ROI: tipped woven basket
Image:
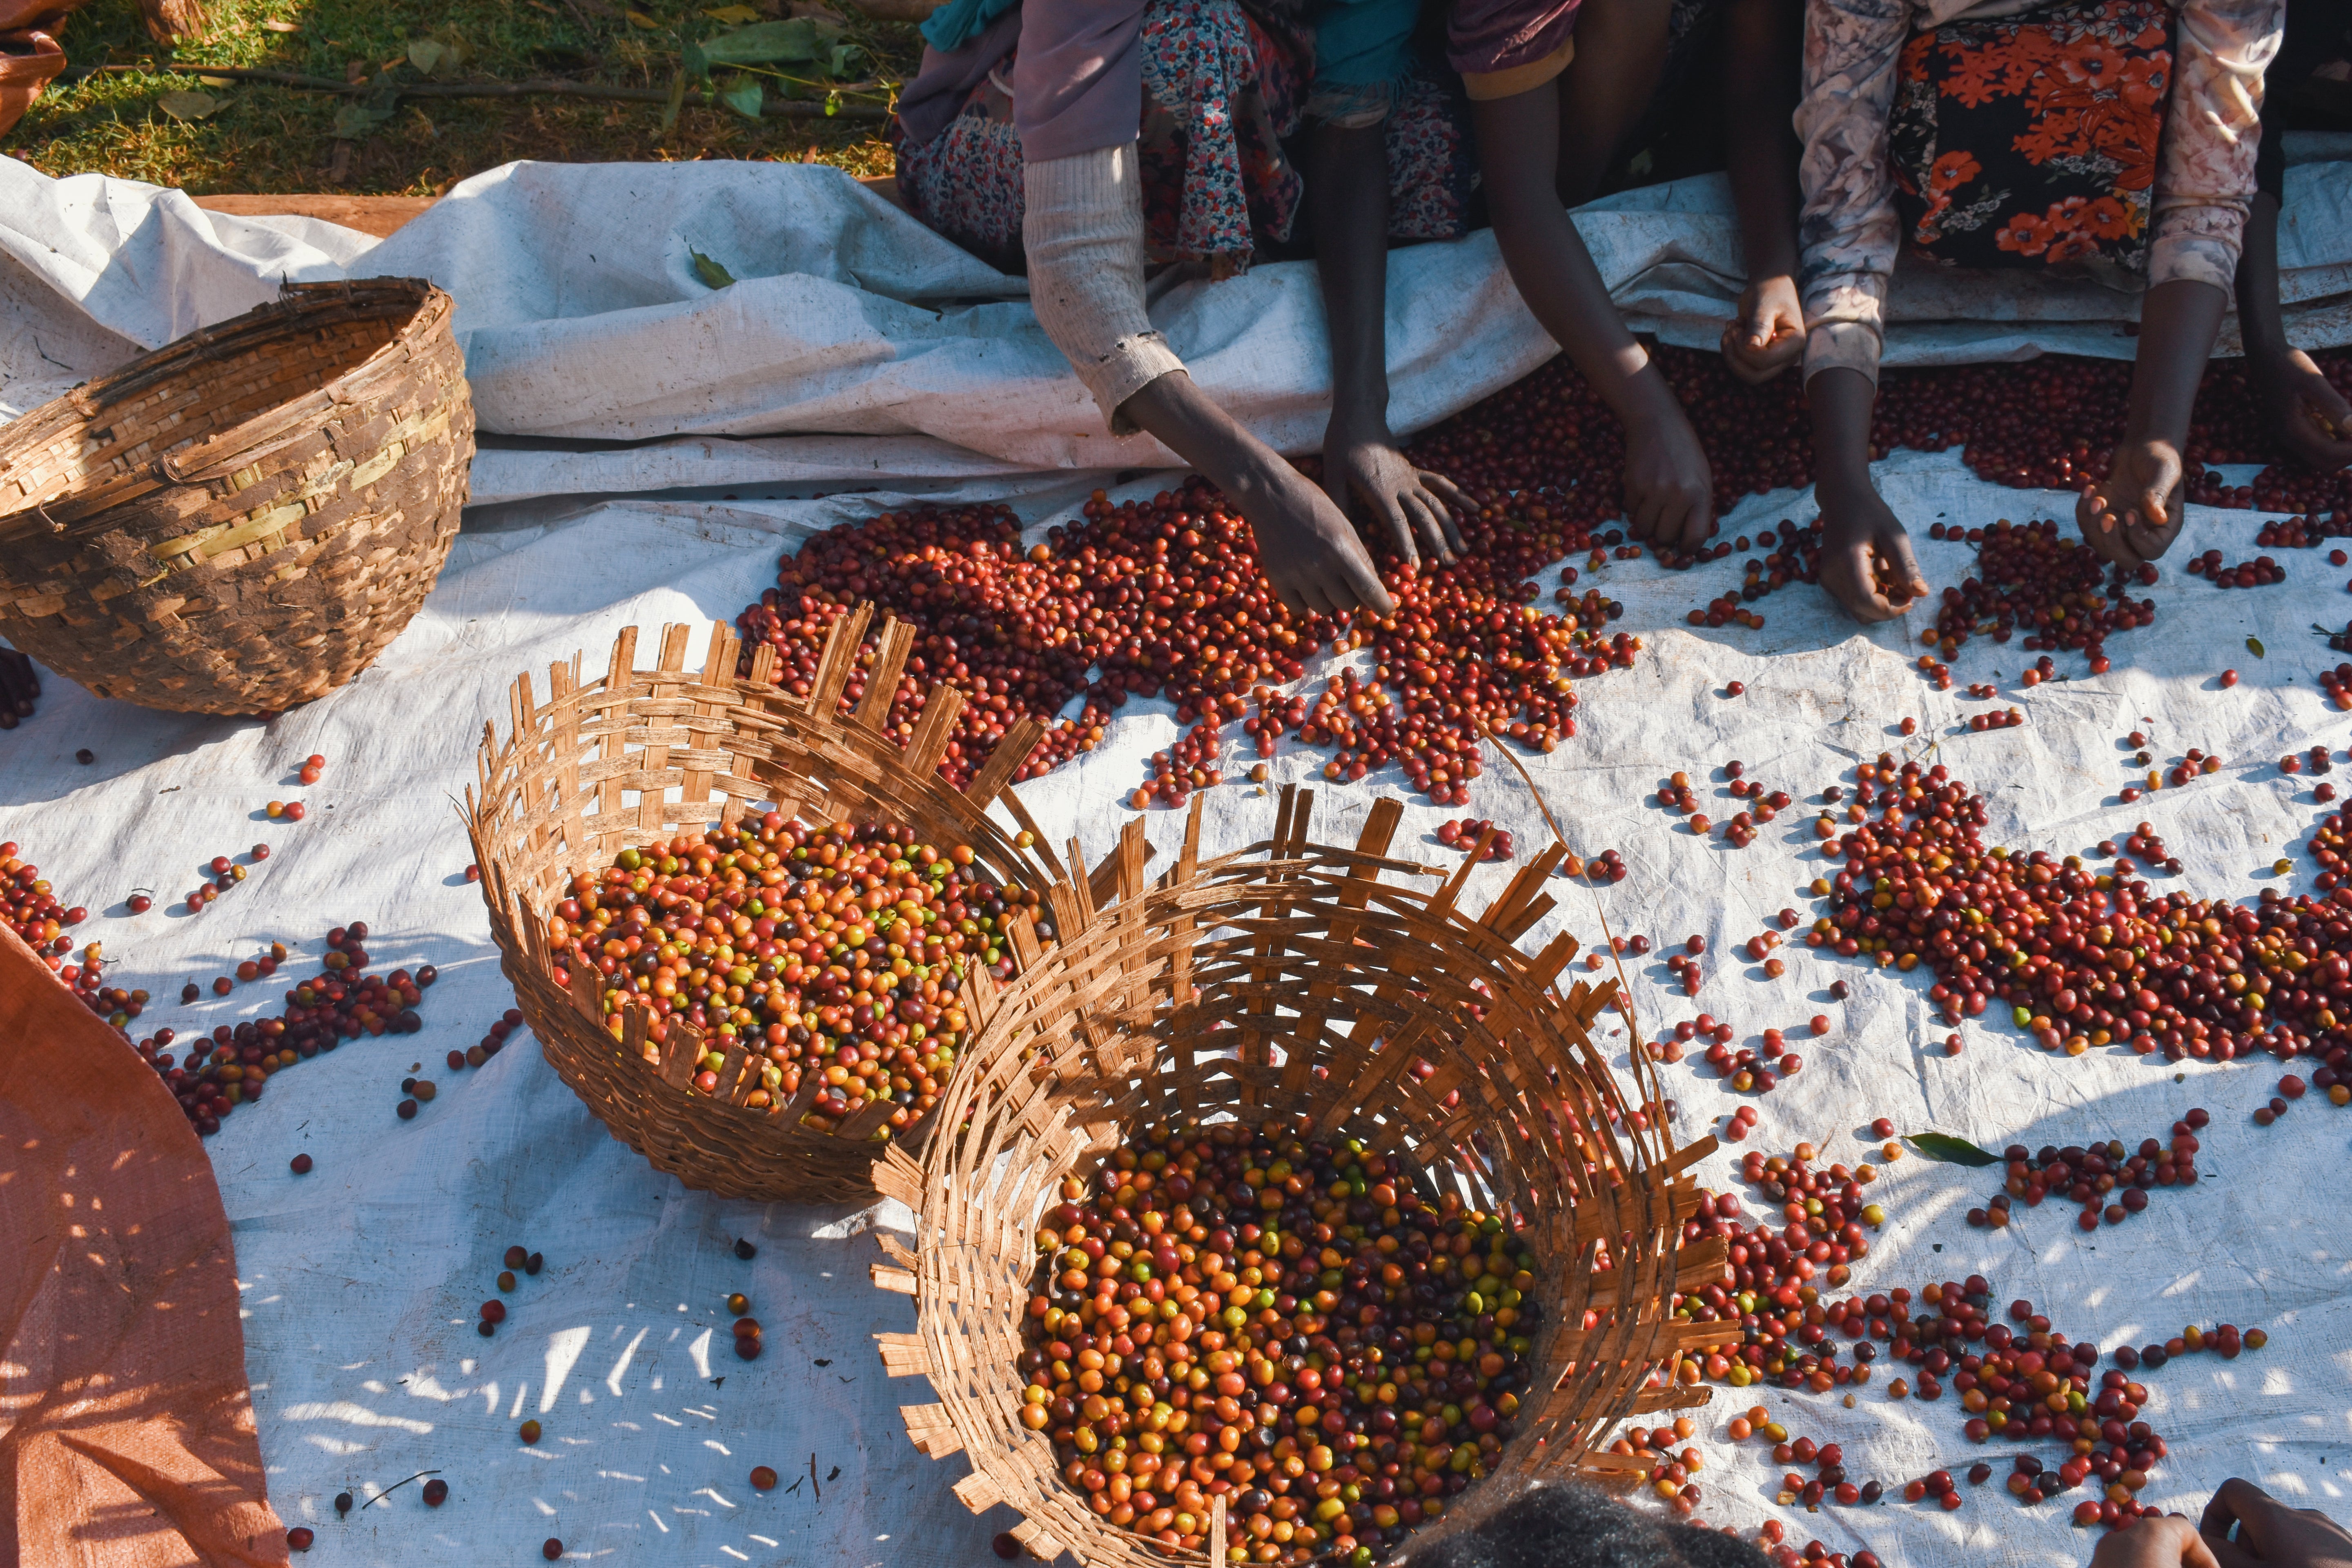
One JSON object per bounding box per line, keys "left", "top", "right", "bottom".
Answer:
{"left": 867, "top": 789, "right": 1737, "bottom": 1566}
{"left": 467, "top": 606, "right": 1112, "bottom": 1204}
{"left": 0, "top": 278, "right": 471, "bottom": 715}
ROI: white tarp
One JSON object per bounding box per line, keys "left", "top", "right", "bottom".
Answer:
{"left": 6, "top": 147, "right": 2352, "bottom": 497}
{"left": 3, "top": 155, "right": 2352, "bottom": 1567}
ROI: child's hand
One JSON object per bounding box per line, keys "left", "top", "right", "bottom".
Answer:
{"left": 1621, "top": 397, "right": 1716, "bottom": 553}
{"left": 2201, "top": 1478, "right": 2352, "bottom": 1568}
{"left": 1720, "top": 275, "right": 1805, "bottom": 385}
{"left": 1816, "top": 478, "right": 1927, "bottom": 623}
{"left": 2093, "top": 1515, "right": 2224, "bottom": 1568}
{"left": 2080, "top": 437, "right": 2186, "bottom": 569}
{"left": 1322, "top": 414, "right": 1469, "bottom": 571}
{"left": 2249, "top": 346, "right": 2352, "bottom": 473}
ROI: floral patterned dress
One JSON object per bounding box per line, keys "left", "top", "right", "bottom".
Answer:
{"left": 1794, "top": 0, "right": 2283, "bottom": 383}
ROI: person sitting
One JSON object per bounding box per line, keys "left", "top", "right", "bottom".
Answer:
{"left": 2234, "top": 0, "right": 2352, "bottom": 473}
{"left": 894, "top": 0, "right": 1480, "bottom": 617}
{"left": 1793, "top": 0, "right": 2283, "bottom": 620}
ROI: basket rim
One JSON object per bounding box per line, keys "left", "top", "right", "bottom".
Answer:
{"left": 0, "top": 277, "right": 456, "bottom": 542}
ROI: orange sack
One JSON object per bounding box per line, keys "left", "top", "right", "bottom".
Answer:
{"left": 0, "top": 918, "right": 286, "bottom": 1566}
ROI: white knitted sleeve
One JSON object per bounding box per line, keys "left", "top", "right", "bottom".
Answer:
{"left": 1023, "top": 142, "right": 1187, "bottom": 432}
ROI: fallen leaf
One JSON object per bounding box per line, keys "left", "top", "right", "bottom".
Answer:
{"left": 626, "top": 8, "right": 661, "bottom": 27}
{"left": 198, "top": 75, "right": 234, "bottom": 87}
{"left": 1902, "top": 1132, "right": 2000, "bottom": 1167}
{"left": 718, "top": 75, "right": 762, "bottom": 118}
{"left": 659, "top": 68, "right": 686, "bottom": 132}
{"left": 260, "top": 17, "right": 298, "bottom": 30}
{"left": 407, "top": 38, "right": 448, "bottom": 76}
{"left": 690, "top": 249, "right": 737, "bottom": 289}
{"left": 158, "top": 89, "right": 225, "bottom": 120}
{"left": 2247, "top": 636, "right": 2265, "bottom": 658}
{"left": 699, "top": 15, "right": 835, "bottom": 67}
{"left": 332, "top": 93, "right": 397, "bottom": 139}
{"left": 704, "top": 3, "right": 763, "bottom": 19}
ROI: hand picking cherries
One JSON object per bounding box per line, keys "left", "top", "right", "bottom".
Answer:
{"left": 548, "top": 814, "right": 1025, "bottom": 1134}
{"left": 1021, "top": 1118, "right": 1539, "bottom": 1566}
{"left": 1924, "top": 519, "right": 2153, "bottom": 671}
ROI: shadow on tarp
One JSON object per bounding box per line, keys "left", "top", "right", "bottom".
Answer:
{"left": 0, "top": 917, "right": 287, "bottom": 1565}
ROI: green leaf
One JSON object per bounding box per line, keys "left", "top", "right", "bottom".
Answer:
{"left": 332, "top": 91, "right": 398, "bottom": 139}
{"left": 2247, "top": 636, "right": 2265, "bottom": 658}
{"left": 659, "top": 69, "right": 686, "bottom": 134}
{"left": 718, "top": 76, "right": 763, "bottom": 118}
{"left": 157, "top": 89, "right": 225, "bottom": 121}
{"left": 690, "top": 248, "right": 737, "bottom": 289}
{"left": 682, "top": 39, "right": 708, "bottom": 80}
{"left": 826, "top": 41, "right": 862, "bottom": 79}
{"left": 1902, "top": 1132, "right": 2000, "bottom": 1167}
{"left": 700, "top": 16, "right": 835, "bottom": 68}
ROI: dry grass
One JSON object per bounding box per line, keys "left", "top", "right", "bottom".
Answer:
{"left": 5, "top": 0, "right": 916, "bottom": 195}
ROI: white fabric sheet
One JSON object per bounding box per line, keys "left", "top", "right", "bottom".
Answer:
{"left": 4, "top": 152, "right": 2352, "bottom": 1567}
{"left": 6, "top": 149, "right": 2352, "bottom": 499}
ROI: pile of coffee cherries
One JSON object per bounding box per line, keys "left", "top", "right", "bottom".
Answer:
{"left": 1681, "top": 521, "right": 1828, "bottom": 628}
{"left": 1811, "top": 753, "right": 2352, "bottom": 1072}
{"left": 1, "top": 840, "right": 120, "bottom": 1020}
{"left": 1133, "top": 719, "right": 1228, "bottom": 810}
{"left": 2185, "top": 551, "right": 2287, "bottom": 589}
{"left": 2304, "top": 807, "right": 2352, "bottom": 889}
{"left": 1020, "top": 1119, "right": 1539, "bottom": 1566}
{"left": 177, "top": 843, "right": 271, "bottom": 917}
{"left": 546, "top": 814, "right": 1020, "bottom": 1135}
{"left": 2253, "top": 513, "right": 2349, "bottom": 548}
{"left": 445, "top": 1008, "right": 526, "bottom": 1072}
{"left": 1965, "top": 1114, "right": 2204, "bottom": 1232}
{"left": 1433, "top": 820, "right": 1515, "bottom": 860}
{"left": 1668, "top": 1143, "right": 1891, "bottom": 1387}
{"left": 147, "top": 923, "right": 435, "bottom": 1137}
{"left": 1924, "top": 519, "right": 2154, "bottom": 670}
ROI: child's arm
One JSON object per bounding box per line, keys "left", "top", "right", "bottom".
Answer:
{"left": 2235, "top": 191, "right": 2352, "bottom": 472}
{"left": 1306, "top": 117, "right": 1470, "bottom": 569}
{"left": 1717, "top": 0, "right": 1805, "bottom": 384}
{"left": 1472, "top": 82, "right": 1715, "bottom": 548}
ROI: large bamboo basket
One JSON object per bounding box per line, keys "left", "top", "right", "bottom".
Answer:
{"left": 466, "top": 606, "right": 1120, "bottom": 1204}
{"left": 0, "top": 278, "right": 471, "bottom": 715}
{"left": 868, "top": 789, "right": 1737, "bottom": 1565}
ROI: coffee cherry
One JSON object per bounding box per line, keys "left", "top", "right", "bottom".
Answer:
{"left": 750, "top": 1465, "right": 778, "bottom": 1490}
{"left": 287, "top": 1527, "right": 314, "bottom": 1551}
{"left": 543, "top": 1541, "right": 563, "bottom": 1561}
{"left": 421, "top": 1479, "right": 448, "bottom": 1506}
{"left": 734, "top": 1237, "right": 758, "bottom": 1260}
{"left": 334, "top": 1492, "right": 352, "bottom": 1515}
{"left": 290, "top": 1153, "right": 313, "bottom": 1174}
{"left": 521, "top": 1419, "right": 543, "bottom": 1443}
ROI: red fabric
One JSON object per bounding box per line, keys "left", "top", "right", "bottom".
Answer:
{"left": 0, "top": 918, "right": 286, "bottom": 1567}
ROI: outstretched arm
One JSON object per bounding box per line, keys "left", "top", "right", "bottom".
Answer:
{"left": 1472, "top": 83, "right": 1715, "bottom": 549}
{"left": 1718, "top": 0, "right": 1805, "bottom": 383}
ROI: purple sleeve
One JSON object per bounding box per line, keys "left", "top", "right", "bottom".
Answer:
{"left": 1012, "top": 0, "right": 1149, "bottom": 165}
{"left": 897, "top": 6, "right": 1025, "bottom": 151}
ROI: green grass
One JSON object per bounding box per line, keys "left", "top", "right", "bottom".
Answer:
{"left": 6, "top": 0, "right": 920, "bottom": 195}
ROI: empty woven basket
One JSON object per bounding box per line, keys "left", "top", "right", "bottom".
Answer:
{"left": 869, "top": 789, "right": 1736, "bottom": 1565}
{"left": 0, "top": 278, "right": 470, "bottom": 715}
{"left": 468, "top": 606, "right": 1111, "bottom": 1204}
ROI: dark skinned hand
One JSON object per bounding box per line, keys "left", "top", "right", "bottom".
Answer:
{"left": 1816, "top": 476, "right": 1928, "bottom": 624}
{"left": 1322, "top": 410, "right": 1469, "bottom": 571}
{"left": 2093, "top": 1514, "right": 2225, "bottom": 1568}
{"left": 2079, "top": 436, "right": 2186, "bottom": 570}
{"left": 2201, "top": 1479, "right": 2352, "bottom": 1568}
{"left": 0, "top": 648, "right": 38, "bottom": 731}
{"left": 2248, "top": 346, "right": 2352, "bottom": 473}
{"left": 1719, "top": 274, "right": 1806, "bottom": 386}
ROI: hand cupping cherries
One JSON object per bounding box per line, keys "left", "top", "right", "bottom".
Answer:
{"left": 1021, "top": 1120, "right": 1539, "bottom": 1566}
{"left": 547, "top": 815, "right": 1032, "bottom": 1135}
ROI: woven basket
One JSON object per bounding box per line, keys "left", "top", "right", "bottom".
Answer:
{"left": 868, "top": 790, "right": 1737, "bottom": 1566}
{"left": 467, "top": 606, "right": 1112, "bottom": 1204}
{"left": 0, "top": 278, "right": 471, "bottom": 715}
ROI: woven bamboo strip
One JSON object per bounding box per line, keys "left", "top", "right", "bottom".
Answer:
{"left": 875, "top": 794, "right": 1718, "bottom": 1565}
